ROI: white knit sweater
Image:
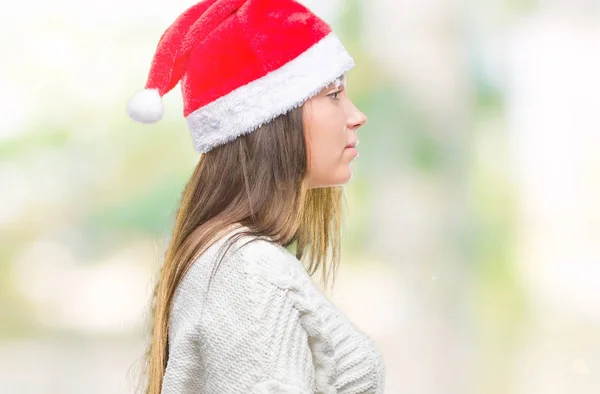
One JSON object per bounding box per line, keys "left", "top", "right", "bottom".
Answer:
{"left": 161, "top": 226, "right": 386, "bottom": 393}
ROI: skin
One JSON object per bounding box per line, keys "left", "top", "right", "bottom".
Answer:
{"left": 303, "top": 74, "right": 368, "bottom": 189}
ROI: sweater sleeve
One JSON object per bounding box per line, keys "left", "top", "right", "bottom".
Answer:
{"left": 245, "top": 268, "right": 317, "bottom": 393}
{"left": 161, "top": 239, "right": 336, "bottom": 394}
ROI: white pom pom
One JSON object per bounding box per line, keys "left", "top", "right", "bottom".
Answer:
{"left": 126, "top": 88, "right": 164, "bottom": 124}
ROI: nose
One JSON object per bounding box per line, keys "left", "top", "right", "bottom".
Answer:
{"left": 345, "top": 99, "right": 368, "bottom": 131}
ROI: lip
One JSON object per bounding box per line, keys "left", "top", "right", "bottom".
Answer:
{"left": 345, "top": 140, "right": 359, "bottom": 149}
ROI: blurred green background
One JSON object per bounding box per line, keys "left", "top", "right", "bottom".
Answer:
{"left": 1, "top": 0, "right": 600, "bottom": 393}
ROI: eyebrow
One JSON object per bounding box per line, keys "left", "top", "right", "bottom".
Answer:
{"left": 333, "top": 75, "right": 346, "bottom": 88}
{"left": 325, "top": 75, "right": 346, "bottom": 93}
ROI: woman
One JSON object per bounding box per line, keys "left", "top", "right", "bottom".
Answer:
{"left": 126, "top": 0, "right": 386, "bottom": 392}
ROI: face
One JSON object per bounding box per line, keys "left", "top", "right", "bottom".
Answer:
{"left": 302, "top": 75, "right": 368, "bottom": 189}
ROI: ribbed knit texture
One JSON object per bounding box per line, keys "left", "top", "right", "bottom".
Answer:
{"left": 161, "top": 227, "right": 386, "bottom": 393}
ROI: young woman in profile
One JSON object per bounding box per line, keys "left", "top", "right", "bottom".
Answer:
{"left": 126, "top": 0, "right": 386, "bottom": 392}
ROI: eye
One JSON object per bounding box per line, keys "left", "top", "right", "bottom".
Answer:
{"left": 328, "top": 90, "right": 341, "bottom": 100}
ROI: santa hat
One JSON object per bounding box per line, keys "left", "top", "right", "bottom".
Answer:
{"left": 126, "top": 0, "right": 355, "bottom": 153}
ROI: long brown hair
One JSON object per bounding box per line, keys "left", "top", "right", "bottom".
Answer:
{"left": 139, "top": 105, "right": 346, "bottom": 393}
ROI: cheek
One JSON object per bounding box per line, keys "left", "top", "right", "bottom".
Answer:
{"left": 303, "top": 102, "right": 350, "bottom": 185}
{"left": 305, "top": 104, "right": 346, "bottom": 153}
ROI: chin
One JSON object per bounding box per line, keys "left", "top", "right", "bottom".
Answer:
{"left": 314, "top": 171, "right": 354, "bottom": 188}
{"left": 339, "top": 165, "right": 354, "bottom": 183}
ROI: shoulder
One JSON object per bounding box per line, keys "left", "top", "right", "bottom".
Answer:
{"left": 172, "top": 226, "right": 316, "bottom": 325}
{"left": 194, "top": 225, "right": 305, "bottom": 287}
{"left": 176, "top": 229, "right": 306, "bottom": 304}
{"left": 172, "top": 233, "right": 310, "bottom": 336}
{"left": 234, "top": 237, "right": 303, "bottom": 285}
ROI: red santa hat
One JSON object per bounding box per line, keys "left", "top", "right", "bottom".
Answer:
{"left": 126, "top": 0, "right": 355, "bottom": 153}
